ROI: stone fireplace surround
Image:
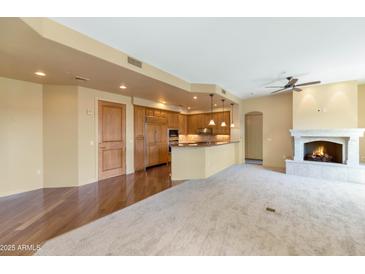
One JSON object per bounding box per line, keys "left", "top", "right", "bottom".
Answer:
{"left": 286, "top": 128, "right": 365, "bottom": 184}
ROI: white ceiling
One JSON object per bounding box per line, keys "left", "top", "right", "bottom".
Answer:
{"left": 53, "top": 17, "right": 365, "bottom": 98}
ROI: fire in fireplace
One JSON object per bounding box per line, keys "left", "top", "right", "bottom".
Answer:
{"left": 304, "top": 141, "right": 343, "bottom": 164}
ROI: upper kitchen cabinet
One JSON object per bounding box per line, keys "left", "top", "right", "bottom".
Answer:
{"left": 167, "top": 112, "right": 179, "bottom": 129}
{"left": 178, "top": 114, "right": 187, "bottom": 134}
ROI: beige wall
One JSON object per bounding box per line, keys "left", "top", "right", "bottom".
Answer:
{"left": 0, "top": 77, "right": 43, "bottom": 196}
{"left": 359, "top": 84, "right": 365, "bottom": 163}
{"left": 242, "top": 93, "right": 293, "bottom": 169}
{"left": 43, "top": 85, "right": 79, "bottom": 187}
{"left": 293, "top": 81, "right": 358, "bottom": 129}
{"left": 43, "top": 85, "right": 134, "bottom": 187}
{"left": 78, "top": 86, "right": 134, "bottom": 186}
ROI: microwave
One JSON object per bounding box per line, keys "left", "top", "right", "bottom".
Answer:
{"left": 168, "top": 129, "right": 179, "bottom": 138}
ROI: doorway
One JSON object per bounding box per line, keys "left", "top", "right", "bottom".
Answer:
{"left": 245, "top": 112, "right": 263, "bottom": 165}
{"left": 98, "top": 100, "right": 126, "bottom": 180}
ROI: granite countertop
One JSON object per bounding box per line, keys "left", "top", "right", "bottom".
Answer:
{"left": 171, "top": 140, "right": 240, "bottom": 148}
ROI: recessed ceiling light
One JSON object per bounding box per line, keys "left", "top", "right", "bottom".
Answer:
{"left": 35, "top": 71, "right": 46, "bottom": 77}
{"left": 120, "top": 85, "right": 127, "bottom": 89}
{"left": 193, "top": 96, "right": 197, "bottom": 99}
{"left": 214, "top": 103, "right": 217, "bottom": 107}
{"left": 187, "top": 106, "right": 191, "bottom": 110}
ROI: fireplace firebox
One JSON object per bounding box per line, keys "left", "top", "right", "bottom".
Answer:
{"left": 304, "top": 141, "right": 343, "bottom": 164}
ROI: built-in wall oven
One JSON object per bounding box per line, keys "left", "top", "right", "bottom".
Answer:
{"left": 168, "top": 129, "right": 179, "bottom": 153}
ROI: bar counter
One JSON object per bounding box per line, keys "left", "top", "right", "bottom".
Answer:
{"left": 171, "top": 140, "right": 240, "bottom": 180}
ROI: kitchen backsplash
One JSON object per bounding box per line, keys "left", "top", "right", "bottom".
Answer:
{"left": 179, "top": 134, "right": 230, "bottom": 143}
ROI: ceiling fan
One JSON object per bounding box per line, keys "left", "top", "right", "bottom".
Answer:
{"left": 267, "top": 76, "right": 321, "bottom": 94}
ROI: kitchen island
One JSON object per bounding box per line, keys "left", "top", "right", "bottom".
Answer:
{"left": 171, "top": 141, "right": 240, "bottom": 180}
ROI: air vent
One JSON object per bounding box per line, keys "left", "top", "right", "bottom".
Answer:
{"left": 221, "top": 89, "right": 227, "bottom": 95}
{"left": 75, "top": 75, "right": 90, "bottom": 81}
{"left": 128, "top": 56, "right": 143, "bottom": 68}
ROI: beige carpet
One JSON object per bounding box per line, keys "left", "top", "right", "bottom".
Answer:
{"left": 36, "top": 165, "right": 365, "bottom": 255}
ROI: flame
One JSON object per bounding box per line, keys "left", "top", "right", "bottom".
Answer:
{"left": 312, "top": 145, "right": 325, "bottom": 156}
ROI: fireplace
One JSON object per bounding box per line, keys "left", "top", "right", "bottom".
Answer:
{"left": 286, "top": 129, "right": 365, "bottom": 184}
{"left": 304, "top": 141, "right": 343, "bottom": 164}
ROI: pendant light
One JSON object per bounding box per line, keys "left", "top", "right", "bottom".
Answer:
{"left": 221, "top": 99, "right": 227, "bottom": 127}
{"left": 208, "top": 94, "right": 215, "bottom": 126}
{"left": 230, "top": 103, "right": 235, "bottom": 128}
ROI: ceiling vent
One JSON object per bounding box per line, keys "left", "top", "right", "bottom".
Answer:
{"left": 128, "top": 56, "right": 143, "bottom": 68}
{"left": 74, "top": 75, "right": 90, "bottom": 81}
{"left": 221, "top": 89, "right": 227, "bottom": 95}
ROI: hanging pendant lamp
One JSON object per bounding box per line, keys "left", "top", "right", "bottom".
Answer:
{"left": 221, "top": 99, "right": 227, "bottom": 127}
{"left": 230, "top": 103, "right": 235, "bottom": 128}
{"left": 208, "top": 94, "right": 215, "bottom": 126}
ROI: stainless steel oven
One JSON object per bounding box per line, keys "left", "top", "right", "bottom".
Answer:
{"left": 168, "top": 129, "right": 179, "bottom": 153}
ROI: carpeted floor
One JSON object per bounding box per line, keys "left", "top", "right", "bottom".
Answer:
{"left": 36, "top": 164, "right": 365, "bottom": 255}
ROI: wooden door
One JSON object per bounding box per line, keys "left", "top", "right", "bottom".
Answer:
{"left": 245, "top": 113, "right": 263, "bottom": 160}
{"left": 98, "top": 101, "right": 126, "bottom": 180}
{"left": 134, "top": 106, "right": 145, "bottom": 171}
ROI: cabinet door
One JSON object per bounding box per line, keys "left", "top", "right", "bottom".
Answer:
{"left": 167, "top": 112, "right": 173, "bottom": 128}
{"left": 146, "top": 124, "right": 156, "bottom": 144}
{"left": 159, "top": 143, "right": 168, "bottom": 163}
{"left": 173, "top": 113, "right": 179, "bottom": 128}
{"left": 160, "top": 110, "right": 167, "bottom": 118}
{"left": 202, "top": 113, "right": 210, "bottom": 128}
{"left": 134, "top": 106, "right": 145, "bottom": 170}
{"left": 134, "top": 138, "right": 145, "bottom": 170}
{"left": 148, "top": 144, "right": 160, "bottom": 166}
{"left": 187, "top": 115, "right": 197, "bottom": 134}
{"left": 159, "top": 124, "right": 167, "bottom": 143}
{"left": 178, "top": 114, "right": 187, "bottom": 134}
{"left": 134, "top": 106, "right": 145, "bottom": 138}
{"left": 145, "top": 108, "right": 152, "bottom": 117}
{"left": 146, "top": 124, "right": 157, "bottom": 166}
{"left": 153, "top": 109, "right": 161, "bottom": 117}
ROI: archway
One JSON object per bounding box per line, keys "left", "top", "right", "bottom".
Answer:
{"left": 245, "top": 111, "right": 263, "bottom": 165}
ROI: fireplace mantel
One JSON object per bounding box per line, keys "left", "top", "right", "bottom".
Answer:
{"left": 286, "top": 128, "right": 365, "bottom": 184}
{"left": 290, "top": 128, "right": 365, "bottom": 166}
{"left": 290, "top": 128, "right": 365, "bottom": 138}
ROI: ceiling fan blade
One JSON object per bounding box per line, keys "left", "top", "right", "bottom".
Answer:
{"left": 295, "top": 81, "right": 321, "bottom": 87}
{"left": 293, "top": 87, "right": 302, "bottom": 92}
{"left": 287, "top": 78, "right": 298, "bottom": 86}
{"left": 271, "top": 88, "right": 288, "bottom": 94}
{"left": 265, "top": 86, "right": 284, "bottom": 88}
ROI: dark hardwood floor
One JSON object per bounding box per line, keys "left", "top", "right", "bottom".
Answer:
{"left": 0, "top": 165, "right": 174, "bottom": 256}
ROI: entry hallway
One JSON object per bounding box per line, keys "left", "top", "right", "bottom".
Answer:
{"left": 37, "top": 165, "right": 365, "bottom": 255}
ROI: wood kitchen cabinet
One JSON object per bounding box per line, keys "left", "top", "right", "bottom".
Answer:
{"left": 187, "top": 114, "right": 198, "bottom": 134}
{"left": 186, "top": 111, "right": 230, "bottom": 135}
{"left": 178, "top": 114, "right": 187, "bottom": 134}
{"left": 134, "top": 106, "right": 146, "bottom": 171}
{"left": 167, "top": 112, "right": 179, "bottom": 128}
{"left": 134, "top": 105, "right": 171, "bottom": 169}
{"left": 146, "top": 122, "right": 168, "bottom": 167}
